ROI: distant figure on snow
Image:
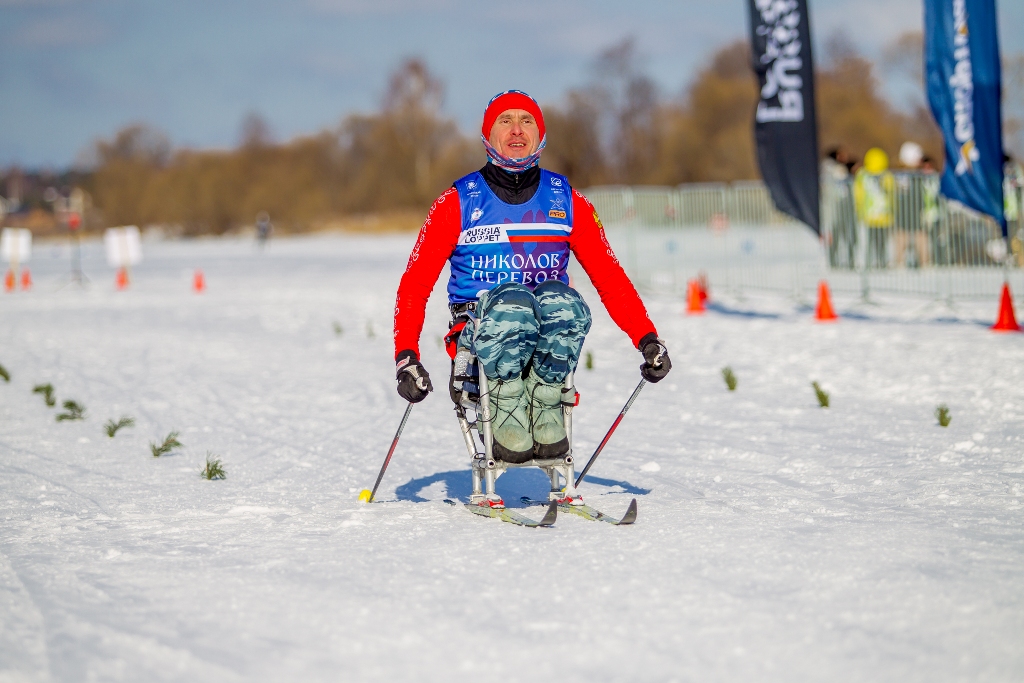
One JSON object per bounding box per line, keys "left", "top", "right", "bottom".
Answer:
{"left": 256, "top": 211, "right": 273, "bottom": 248}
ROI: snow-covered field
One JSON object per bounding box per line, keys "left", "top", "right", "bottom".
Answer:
{"left": 2, "top": 234, "right": 1023, "bottom": 683}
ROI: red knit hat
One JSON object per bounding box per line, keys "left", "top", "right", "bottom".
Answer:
{"left": 481, "top": 90, "right": 545, "bottom": 141}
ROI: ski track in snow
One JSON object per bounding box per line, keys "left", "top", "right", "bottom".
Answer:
{"left": 1, "top": 234, "right": 1023, "bottom": 682}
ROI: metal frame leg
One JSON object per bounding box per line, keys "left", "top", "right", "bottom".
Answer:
{"left": 468, "top": 437, "right": 500, "bottom": 504}
{"left": 471, "top": 467, "right": 483, "bottom": 500}
{"left": 551, "top": 370, "right": 581, "bottom": 503}
{"left": 457, "top": 408, "right": 478, "bottom": 459}
{"left": 458, "top": 408, "right": 486, "bottom": 502}
{"left": 470, "top": 455, "right": 503, "bottom": 503}
{"left": 549, "top": 456, "right": 579, "bottom": 502}
{"left": 466, "top": 357, "right": 504, "bottom": 505}
{"left": 547, "top": 467, "right": 560, "bottom": 492}
{"left": 563, "top": 370, "right": 574, "bottom": 453}
{"left": 478, "top": 358, "right": 494, "bottom": 462}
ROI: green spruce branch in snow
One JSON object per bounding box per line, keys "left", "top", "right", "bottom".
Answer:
{"left": 332, "top": 321, "right": 344, "bottom": 337}
{"left": 105, "top": 416, "right": 135, "bottom": 437}
{"left": 33, "top": 383, "right": 56, "bottom": 407}
{"left": 585, "top": 351, "right": 594, "bottom": 370}
{"left": 935, "top": 404, "right": 951, "bottom": 427}
{"left": 56, "top": 400, "right": 86, "bottom": 421}
{"left": 722, "top": 366, "right": 737, "bottom": 391}
{"left": 200, "top": 453, "right": 226, "bottom": 480}
{"left": 812, "top": 381, "right": 830, "bottom": 408}
{"left": 0, "top": 363, "right": 9, "bottom": 382}
{"left": 366, "top": 320, "right": 376, "bottom": 339}
{"left": 150, "top": 431, "right": 183, "bottom": 457}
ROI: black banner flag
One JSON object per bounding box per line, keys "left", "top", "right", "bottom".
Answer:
{"left": 747, "top": 0, "right": 820, "bottom": 234}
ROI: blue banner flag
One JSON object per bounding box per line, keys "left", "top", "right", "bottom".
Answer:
{"left": 925, "top": 0, "right": 1005, "bottom": 234}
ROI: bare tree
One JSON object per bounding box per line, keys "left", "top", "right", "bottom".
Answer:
{"left": 820, "top": 29, "right": 859, "bottom": 70}
{"left": 880, "top": 30, "right": 928, "bottom": 115}
{"left": 383, "top": 58, "right": 444, "bottom": 115}
{"left": 95, "top": 124, "right": 171, "bottom": 166}
{"left": 543, "top": 89, "right": 607, "bottom": 187}
{"left": 590, "top": 37, "right": 662, "bottom": 183}
{"left": 379, "top": 58, "right": 450, "bottom": 199}
{"left": 617, "top": 76, "right": 660, "bottom": 183}
{"left": 882, "top": 31, "right": 924, "bottom": 84}
{"left": 239, "top": 113, "right": 274, "bottom": 149}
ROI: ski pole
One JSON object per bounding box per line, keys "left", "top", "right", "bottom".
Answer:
{"left": 364, "top": 402, "right": 414, "bottom": 503}
{"left": 575, "top": 379, "right": 646, "bottom": 488}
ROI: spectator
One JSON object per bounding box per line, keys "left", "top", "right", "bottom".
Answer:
{"left": 256, "top": 211, "right": 272, "bottom": 248}
{"left": 822, "top": 147, "right": 856, "bottom": 268}
{"left": 854, "top": 148, "right": 895, "bottom": 268}
{"left": 1006, "top": 154, "right": 1023, "bottom": 265}
{"left": 893, "top": 142, "right": 930, "bottom": 268}
{"left": 919, "top": 156, "right": 941, "bottom": 264}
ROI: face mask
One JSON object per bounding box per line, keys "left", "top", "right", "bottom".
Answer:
{"left": 481, "top": 134, "right": 547, "bottom": 172}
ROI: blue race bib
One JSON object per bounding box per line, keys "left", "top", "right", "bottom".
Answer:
{"left": 448, "top": 169, "right": 573, "bottom": 304}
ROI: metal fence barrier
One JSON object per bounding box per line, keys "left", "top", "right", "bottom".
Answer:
{"left": 582, "top": 174, "right": 1024, "bottom": 302}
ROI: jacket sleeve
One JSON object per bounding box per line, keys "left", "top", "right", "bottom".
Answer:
{"left": 568, "top": 189, "right": 658, "bottom": 348}
{"left": 393, "top": 188, "right": 461, "bottom": 359}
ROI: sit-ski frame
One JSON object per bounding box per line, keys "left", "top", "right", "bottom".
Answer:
{"left": 455, "top": 356, "right": 580, "bottom": 505}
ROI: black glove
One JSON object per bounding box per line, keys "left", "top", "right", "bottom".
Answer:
{"left": 396, "top": 350, "right": 433, "bottom": 403}
{"left": 638, "top": 333, "right": 672, "bottom": 383}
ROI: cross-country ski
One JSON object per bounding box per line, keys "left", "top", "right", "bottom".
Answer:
{"left": 520, "top": 496, "right": 638, "bottom": 526}
{"left": 452, "top": 499, "right": 559, "bottom": 528}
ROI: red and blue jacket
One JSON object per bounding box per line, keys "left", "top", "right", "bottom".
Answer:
{"left": 394, "top": 171, "right": 657, "bottom": 359}
{"left": 448, "top": 169, "right": 573, "bottom": 302}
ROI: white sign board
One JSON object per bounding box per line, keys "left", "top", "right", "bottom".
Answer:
{"left": 1, "top": 228, "right": 31, "bottom": 264}
{"left": 104, "top": 226, "right": 143, "bottom": 267}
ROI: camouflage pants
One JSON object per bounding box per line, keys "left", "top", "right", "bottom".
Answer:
{"left": 458, "top": 281, "right": 592, "bottom": 384}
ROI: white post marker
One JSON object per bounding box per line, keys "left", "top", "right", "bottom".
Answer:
{"left": 104, "top": 226, "right": 142, "bottom": 286}
{"left": 1, "top": 228, "right": 31, "bottom": 288}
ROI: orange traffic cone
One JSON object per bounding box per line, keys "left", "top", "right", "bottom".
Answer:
{"left": 115, "top": 267, "right": 129, "bottom": 290}
{"left": 815, "top": 281, "right": 838, "bottom": 321}
{"left": 20, "top": 268, "right": 31, "bottom": 291}
{"left": 193, "top": 269, "right": 205, "bottom": 293}
{"left": 991, "top": 283, "right": 1021, "bottom": 332}
{"left": 3, "top": 270, "right": 14, "bottom": 292}
{"left": 686, "top": 279, "right": 705, "bottom": 315}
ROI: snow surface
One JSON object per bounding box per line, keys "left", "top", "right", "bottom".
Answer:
{"left": 2, "top": 234, "right": 1023, "bottom": 682}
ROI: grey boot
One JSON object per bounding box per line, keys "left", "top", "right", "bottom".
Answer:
{"left": 487, "top": 377, "right": 534, "bottom": 463}
{"left": 524, "top": 368, "right": 569, "bottom": 458}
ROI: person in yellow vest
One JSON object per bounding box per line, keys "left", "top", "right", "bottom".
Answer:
{"left": 854, "top": 147, "right": 895, "bottom": 268}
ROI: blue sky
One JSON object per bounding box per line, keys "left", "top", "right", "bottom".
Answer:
{"left": 0, "top": 0, "right": 1021, "bottom": 168}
